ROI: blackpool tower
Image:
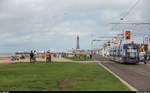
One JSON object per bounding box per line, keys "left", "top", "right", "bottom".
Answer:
{"left": 76, "top": 35, "right": 80, "bottom": 50}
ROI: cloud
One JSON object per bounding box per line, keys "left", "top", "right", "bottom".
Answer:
{"left": 0, "top": 0, "right": 149, "bottom": 53}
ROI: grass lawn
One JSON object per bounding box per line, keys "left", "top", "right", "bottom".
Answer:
{"left": 66, "top": 56, "right": 94, "bottom": 61}
{"left": 0, "top": 62, "right": 130, "bottom": 91}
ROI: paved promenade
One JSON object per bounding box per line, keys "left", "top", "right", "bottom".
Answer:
{"left": 0, "top": 56, "right": 103, "bottom": 64}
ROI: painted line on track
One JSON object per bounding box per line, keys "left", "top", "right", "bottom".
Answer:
{"left": 98, "top": 62, "right": 137, "bottom": 91}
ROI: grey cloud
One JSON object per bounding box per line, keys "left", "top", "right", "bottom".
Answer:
{"left": 0, "top": 0, "right": 149, "bottom": 53}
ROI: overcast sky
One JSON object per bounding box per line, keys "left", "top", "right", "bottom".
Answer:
{"left": 0, "top": 0, "right": 150, "bottom": 53}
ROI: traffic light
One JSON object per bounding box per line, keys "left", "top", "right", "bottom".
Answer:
{"left": 125, "top": 31, "right": 131, "bottom": 40}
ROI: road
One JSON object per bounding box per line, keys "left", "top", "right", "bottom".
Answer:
{"left": 94, "top": 55, "right": 150, "bottom": 91}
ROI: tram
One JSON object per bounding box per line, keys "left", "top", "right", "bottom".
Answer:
{"left": 109, "top": 43, "right": 139, "bottom": 64}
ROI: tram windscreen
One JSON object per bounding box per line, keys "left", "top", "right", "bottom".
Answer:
{"left": 126, "top": 46, "right": 138, "bottom": 58}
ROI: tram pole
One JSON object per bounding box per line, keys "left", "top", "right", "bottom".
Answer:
{"left": 118, "top": 31, "right": 124, "bottom": 56}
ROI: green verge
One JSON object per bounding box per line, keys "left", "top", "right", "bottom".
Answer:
{"left": 66, "top": 56, "right": 94, "bottom": 61}
{"left": 0, "top": 62, "right": 130, "bottom": 91}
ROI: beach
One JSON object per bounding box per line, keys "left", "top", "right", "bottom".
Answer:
{"left": 0, "top": 54, "right": 14, "bottom": 64}
{"left": 0, "top": 54, "right": 44, "bottom": 64}
{"left": 0, "top": 54, "right": 68, "bottom": 64}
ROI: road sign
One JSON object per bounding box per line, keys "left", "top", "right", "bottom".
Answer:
{"left": 113, "top": 37, "right": 118, "bottom": 44}
{"left": 144, "top": 35, "right": 149, "bottom": 45}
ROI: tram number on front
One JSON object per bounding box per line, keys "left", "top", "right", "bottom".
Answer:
{"left": 127, "top": 49, "right": 137, "bottom": 52}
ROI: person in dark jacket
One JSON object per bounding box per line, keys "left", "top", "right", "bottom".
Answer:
{"left": 147, "top": 52, "right": 150, "bottom": 63}
{"left": 30, "top": 51, "right": 34, "bottom": 63}
{"left": 144, "top": 51, "right": 147, "bottom": 64}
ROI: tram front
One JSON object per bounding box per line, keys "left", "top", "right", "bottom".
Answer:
{"left": 124, "top": 44, "right": 139, "bottom": 64}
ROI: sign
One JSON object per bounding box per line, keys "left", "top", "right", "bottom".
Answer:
{"left": 149, "top": 35, "right": 150, "bottom": 43}
{"left": 144, "top": 35, "right": 149, "bottom": 45}
{"left": 113, "top": 37, "right": 118, "bottom": 44}
{"left": 127, "top": 49, "right": 137, "bottom": 52}
{"left": 125, "top": 31, "right": 131, "bottom": 40}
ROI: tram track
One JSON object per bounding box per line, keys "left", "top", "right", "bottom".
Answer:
{"left": 101, "top": 62, "right": 150, "bottom": 91}
{"left": 94, "top": 55, "right": 150, "bottom": 91}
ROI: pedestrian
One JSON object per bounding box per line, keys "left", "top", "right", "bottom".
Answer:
{"left": 42, "top": 52, "right": 45, "bottom": 59}
{"left": 147, "top": 52, "right": 150, "bottom": 63}
{"left": 59, "top": 53, "right": 61, "bottom": 59}
{"left": 33, "top": 50, "right": 37, "bottom": 62}
{"left": 90, "top": 54, "right": 92, "bottom": 59}
{"left": 144, "top": 51, "right": 147, "bottom": 64}
{"left": 54, "top": 53, "right": 56, "bottom": 58}
{"left": 20, "top": 54, "right": 25, "bottom": 59}
{"left": 46, "top": 51, "right": 51, "bottom": 63}
{"left": 30, "top": 51, "right": 34, "bottom": 63}
{"left": 10, "top": 56, "right": 14, "bottom": 61}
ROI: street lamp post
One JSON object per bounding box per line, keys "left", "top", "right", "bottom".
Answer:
{"left": 118, "top": 31, "right": 124, "bottom": 56}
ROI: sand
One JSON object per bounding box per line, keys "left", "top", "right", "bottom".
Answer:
{"left": 0, "top": 54, "right": 70, "bottom": 64}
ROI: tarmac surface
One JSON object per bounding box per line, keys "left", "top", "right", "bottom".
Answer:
{"left": 94, "top": 55, "right": 150, "bottom": 91}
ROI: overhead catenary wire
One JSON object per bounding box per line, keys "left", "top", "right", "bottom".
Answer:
{"left": 121, "top": 0, "right": 141, "bottom": 20}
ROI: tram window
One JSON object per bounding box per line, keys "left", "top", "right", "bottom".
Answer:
{"left": 123, "top": 50, "right": 125, "bottom": 56}
{"left": 128, "top": 52, "right": 136, "bottom": 58}
{"left": 126, "top": 48, "right": 138, "bottom": 58}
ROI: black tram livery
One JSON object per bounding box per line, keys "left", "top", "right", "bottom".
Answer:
{"left": 109, "top": 43, "right": 139, "bottom": 64}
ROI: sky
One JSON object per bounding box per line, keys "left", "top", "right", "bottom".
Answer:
{"left": 0, "top": 0, "right": 150, "bottom": 53}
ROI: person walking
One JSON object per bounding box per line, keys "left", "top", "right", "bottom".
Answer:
{"left": 46, "top": 51, "right": 51, "bottom": 63}
{"left": 30, "top": 51, "right": 34, "bottom": 63}
{"left": 147, "top": 52, "right": 150, "bottom": 63}
{"left": 33, "top": 50, "right": 37, "bottom": 62}
{"left": 144, "top": 51, "right": 147, "bottom": 64}
{"left": 42, "top": 52, "right": 45, "bottom": 59}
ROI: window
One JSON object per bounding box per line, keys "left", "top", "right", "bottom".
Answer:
{"left": 126, "top": 48, "right": 138, "bottom": 58}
